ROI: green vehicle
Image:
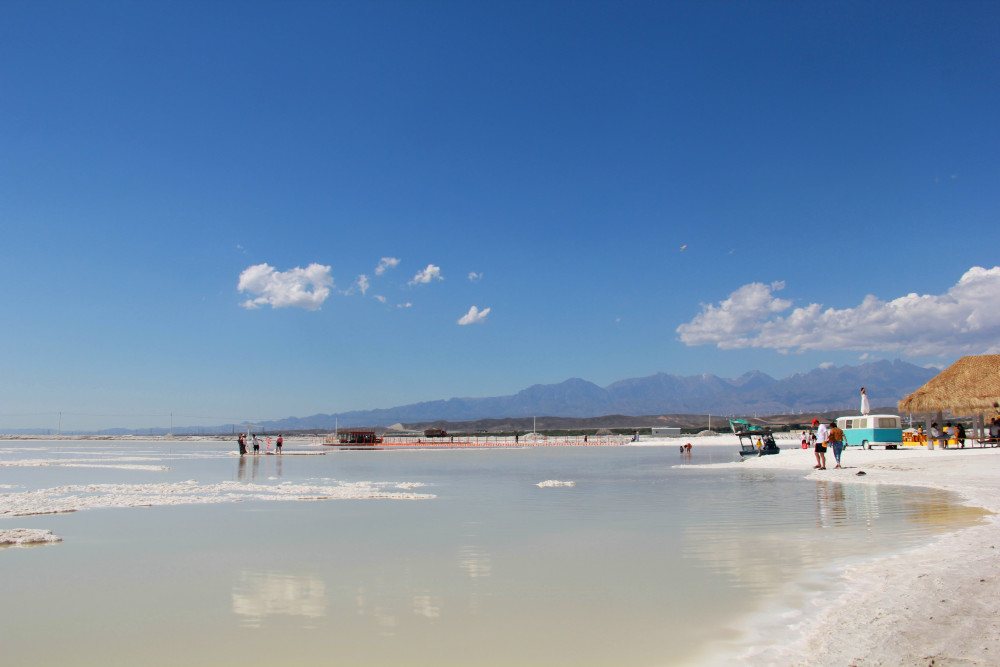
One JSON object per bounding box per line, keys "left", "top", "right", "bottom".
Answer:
{"left": 729, "top": 419, "right": 780, "bottom": 457}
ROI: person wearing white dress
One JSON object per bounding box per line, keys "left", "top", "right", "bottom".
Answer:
{"left": 860, "top": 387, "right": 871, "bottom": 416}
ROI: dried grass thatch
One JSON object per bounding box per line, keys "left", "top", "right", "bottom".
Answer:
{"left": 898, "top": 355, "right": 1000, "bottom": 415}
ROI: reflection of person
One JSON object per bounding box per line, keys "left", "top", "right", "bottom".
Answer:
{"left": 860, "top": 387, "right": 870, "bottom": 415}
{"left": 828, "top": 421, "right": 846, "bottom": 469}
{"left": 814, "top": 419, "right": 829, "bottom": 470}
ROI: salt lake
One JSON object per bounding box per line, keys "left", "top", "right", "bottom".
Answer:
{"left": 0, "top": 439, "right": 987, "bottom": 665}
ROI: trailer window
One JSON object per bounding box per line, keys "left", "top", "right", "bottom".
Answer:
{"left": 877, "top": 417, "right": 897, "bottom": 428}
{"left": 843, "top": 419, "right": 854, "bottom": 429}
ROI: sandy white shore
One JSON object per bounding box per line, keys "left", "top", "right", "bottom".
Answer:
{"left": 675, "top": 437, "right": 1000, "bottom": 666}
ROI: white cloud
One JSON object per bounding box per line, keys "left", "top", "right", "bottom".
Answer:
{"left": 677, "top": 266, "right": 1000, "bottom": 357}
{"left": 374, "top": 295, "right": 387, "bottom": 303}
{"left": 458, "top": 305, "right": 490, "bottom": 325}
{"left": 375, "top": 257, "right": 400, "bottom": 275}
{"left": 237, "top": 263, "right": 333, "bottom": 311}
{"left": 675, "top": 281, "right": 792, "bottom": 347}
{"left": 468, "top": 272, "right": 483, "bottom": 282}
{"left": 398, "top": 302, "right": 412, "bottom": 309}
{"left": 819, "top": 361, "right": 835, "bottom": 369}
{"left": 409, "top": 264, "right": 443, "bottom": 286}
{"left": 355, "top": 274, "right": 370, "bottom": 295}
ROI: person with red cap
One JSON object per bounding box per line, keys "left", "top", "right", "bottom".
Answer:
{"left": 812, "top": 418, "right": 828, "bottom": 469}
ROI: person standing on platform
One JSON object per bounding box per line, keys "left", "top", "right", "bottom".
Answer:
{"left": 860, "top": 387, "right": 871, "bottom": 415}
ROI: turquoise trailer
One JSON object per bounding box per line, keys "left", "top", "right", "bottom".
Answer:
{"left": 835, "top": 414, "right": 904, "bottom": 449}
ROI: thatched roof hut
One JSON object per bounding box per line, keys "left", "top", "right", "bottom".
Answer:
{"left": 898, "top": 355, "right": 1000, "bottom": 415}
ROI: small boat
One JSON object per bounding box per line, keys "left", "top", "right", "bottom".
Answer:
{"left": 730, "top": 419, "right": 780, "bottom": 457}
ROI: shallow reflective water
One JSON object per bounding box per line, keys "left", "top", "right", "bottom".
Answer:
{"left": 0, "top": 441, "right": 988, "bottom": 666}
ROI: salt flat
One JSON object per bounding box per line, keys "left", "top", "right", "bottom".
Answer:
{"left": 682, "top": 437, "right": 1000, "bottom": 666}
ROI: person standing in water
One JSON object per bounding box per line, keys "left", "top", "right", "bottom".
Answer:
{"left": 276, "top": 434, "right": 283, "bottom": 454}
{"left": 252, "top": 434, "right": 260, "bottom": 455}
{"left": 237, "top": 433, "right": 247, "bottom": 456}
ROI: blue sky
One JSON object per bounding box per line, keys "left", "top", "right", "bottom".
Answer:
{"left": 3, "top": 1, "right": 998, "bottom": 431}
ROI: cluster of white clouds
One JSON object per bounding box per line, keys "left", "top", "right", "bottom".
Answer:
{"left": 408, "top": 264, "right": 443, "bottom": 285}
{"left": 677, "top": 266, "right": 1000, "bottom": 357}
{"left": 237, "top": 263, "right": 333, "bottom": 311}
{"left": 375, "top": 257, "right": 400, "bottom": 275}
{"left": 238, "top": 256, "right": 488, "bottom": 324}
{"left": 458, "top": 306, "right": 490, "bottom": 325}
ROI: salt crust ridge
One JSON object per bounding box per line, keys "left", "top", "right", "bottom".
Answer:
{"left": 0, "top": 528, "right": 62, "bottom": 546}
{"left": 0, "top": 479, "right": 435, "bottom": 518}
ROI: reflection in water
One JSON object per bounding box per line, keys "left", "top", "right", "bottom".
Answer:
{"left": 681, "top": 473, "right": 989, "bottom": 598}
{"left": 459, "top": 544, "right": 492, "bottom": 579}
{"left": 354, "top": 584, "right": 442, "bottom": 636}
{"left": 815, "top": 481, "right": 884, "bottom": 529}
{"left": 354, "top": 585, "right": 398, "bottom": 635}
{"left": 232, "top": 570, "right": 327, "bottom": 628}
{"left": 235, "top": 454, "right": 284, "bottom": 484}
{"left": 815, "top": 481, "right": 848, "bottom": 527}
{"left": 412, "top": 593, "right": 442, "bottom": 619}
{"left": 458, "top": 522, "right": 492, "bottom": 615}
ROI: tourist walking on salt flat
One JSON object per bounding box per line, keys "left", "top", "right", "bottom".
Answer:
{"left": 828, "top": 420, "right": 846, "bottom": 469}
{"left": 814, "top": 418, "right": 829, "bottom": 470}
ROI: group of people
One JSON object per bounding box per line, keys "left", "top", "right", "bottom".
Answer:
{"left": 929, "top": 422, "right": 967, "bottom": 447}
{"left": 237, "top": 432, "right": 283, "bottom": 456}
{"left": 804, "top": 418, "right": 846, "bottom": 470}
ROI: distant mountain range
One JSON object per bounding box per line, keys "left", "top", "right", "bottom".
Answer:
{"left": 255, "top": 359, "right": 935, "bottom": 432}
{"left": 13, "top": 360, "right": 933, "bottom": 435}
